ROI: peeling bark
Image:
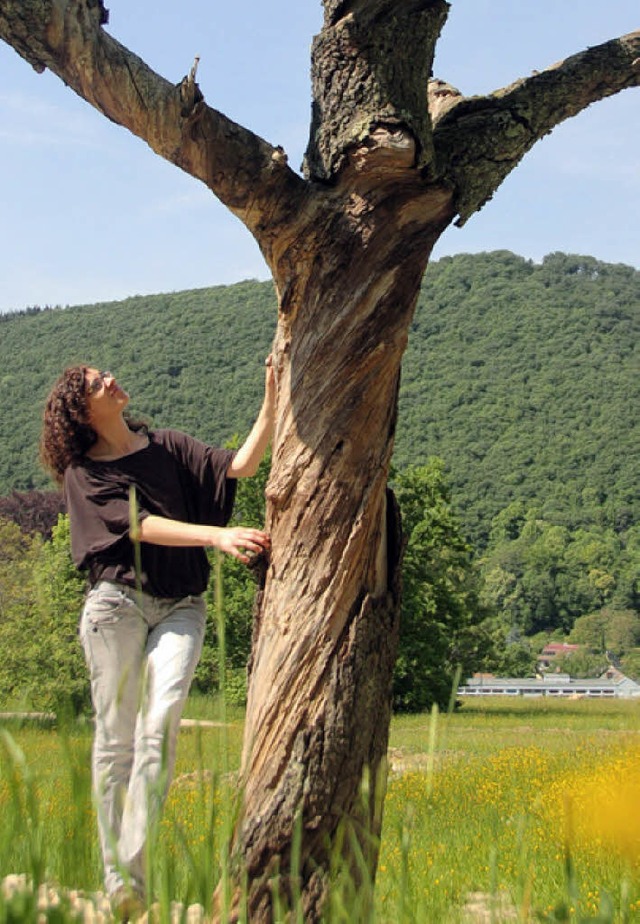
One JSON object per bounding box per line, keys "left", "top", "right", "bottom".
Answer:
{"left": 1, "top": 2, "right": 638, "bottom": 919}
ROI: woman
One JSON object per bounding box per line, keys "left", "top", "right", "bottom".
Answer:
{"left": 40, "top": 361, "right": 275, "bottom": 917}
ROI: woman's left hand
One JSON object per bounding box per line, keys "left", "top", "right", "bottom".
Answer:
{"left": 215, "top": 526, "right": 270, "bottom": 563}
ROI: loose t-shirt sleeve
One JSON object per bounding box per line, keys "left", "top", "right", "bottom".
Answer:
{"left": 156, "top": 429, "right": 237, "bottom": 527}
{"left": 63, "top": 463, "right": 142, "bottom": 572}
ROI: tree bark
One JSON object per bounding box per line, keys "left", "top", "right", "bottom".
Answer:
{"left": 234, "top": 144, "right": 455, "bottom": 916}
{"left": 1, "top": 2, "right": 639, "bottom": 919}
{"left": 304, "top": 0, "right": 450, "bottom": 179}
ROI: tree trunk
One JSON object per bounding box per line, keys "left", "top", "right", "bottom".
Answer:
{"left": 233, "top": 165, "right": 455, "bottom": 919}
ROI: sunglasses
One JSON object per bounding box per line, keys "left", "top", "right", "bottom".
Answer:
{"left": 86, "top": 370, "right": 112, "bottom": 396}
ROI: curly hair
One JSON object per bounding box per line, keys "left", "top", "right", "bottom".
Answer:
{"left": 40, "top": 365, "right": 97, "bottom": 484}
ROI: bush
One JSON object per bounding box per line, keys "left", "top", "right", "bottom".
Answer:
{"left": 0, "top": 514, "right": 89, "bottom": 715}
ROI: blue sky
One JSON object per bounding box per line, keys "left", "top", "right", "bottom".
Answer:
{"left": 0, "top": 1, "right": 638, "bottom": 313}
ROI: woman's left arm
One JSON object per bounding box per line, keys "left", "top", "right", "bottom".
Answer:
{"left": 227, "top": 358, "right": 276, "bottom": 479}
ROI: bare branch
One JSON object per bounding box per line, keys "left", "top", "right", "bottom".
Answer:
{"left": 431, "top": 31, "right": 640, "bottom": 225}
{"left": 0, "top": 0, "right": 305, "bottom": 241}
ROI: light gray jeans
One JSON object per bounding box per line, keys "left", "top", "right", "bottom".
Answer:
{"left": 79, "top": 580, "right": 206, "bottom": 898}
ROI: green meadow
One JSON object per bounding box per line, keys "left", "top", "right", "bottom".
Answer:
{"left": 2, "top": 696, "right": 640, "bottom": 922}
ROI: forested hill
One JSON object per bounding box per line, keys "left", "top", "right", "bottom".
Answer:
{"left": 397, "top": 251, "right": 638, "bottom": 544}
{"left": 1, "top": 250, "right": 637, "bottom": 547}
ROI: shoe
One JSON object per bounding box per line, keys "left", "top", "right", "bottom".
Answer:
{"left": 109, "top": 885, "right": 145, "bottom": 922}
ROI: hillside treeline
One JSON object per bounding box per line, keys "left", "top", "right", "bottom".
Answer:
{"left": 0, "top": 250, "right": 638, "bottom": 673}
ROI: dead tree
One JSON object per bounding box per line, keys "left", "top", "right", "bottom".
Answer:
{"left": 1, "top": 1, "right": 638, "bottom": 918}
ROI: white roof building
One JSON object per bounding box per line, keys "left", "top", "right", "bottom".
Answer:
{"left": 459, "top": 672, "right": 640, "bottom": 699}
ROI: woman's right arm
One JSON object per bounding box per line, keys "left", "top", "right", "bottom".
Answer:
{"left": 136, "top": 515, "right": 270, "bottom": 564}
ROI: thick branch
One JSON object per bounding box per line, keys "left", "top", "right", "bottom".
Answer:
{"left": 431, "top": 31, "right": 640, "bottom": 225}
{"left": 0, "top": 0, "right": 305, "bottom": 237}
{"left": 305, "top": 0, "right": 449, "bottom": 181}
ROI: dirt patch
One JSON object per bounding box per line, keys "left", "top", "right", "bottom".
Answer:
{"left": 462, "top": 890, "right": 524, "bottom": 922}
{"left": 1, "top": 875, "right": 207, "bottom": 922}
{"left": 387, "top": 747, "right": 460, "bottom": 776}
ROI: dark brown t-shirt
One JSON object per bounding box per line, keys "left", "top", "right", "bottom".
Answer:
{"left": 63, "top": 429, "right": 236, "bottom": 598}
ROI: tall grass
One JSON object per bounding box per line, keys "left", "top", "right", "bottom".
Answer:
{"left": 2, "top": 698, "right": 640, "bottom": 921}
{"left": 379, "top": 699, "right": 640, "bottom": 922}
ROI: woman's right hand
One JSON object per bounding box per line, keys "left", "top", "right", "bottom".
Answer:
{"left": 264, "top": 354, "right": 276, "bottom": 419}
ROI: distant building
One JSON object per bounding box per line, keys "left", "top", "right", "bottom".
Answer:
{"left": 537, "top": 642, "right": 583, "bottom": 671}
{"left": 459, "top": 671, "right": 640, "bottom": 699}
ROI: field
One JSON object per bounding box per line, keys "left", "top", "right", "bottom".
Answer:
{"left": 2, "top": 696, "right": 640, "bottom": 922}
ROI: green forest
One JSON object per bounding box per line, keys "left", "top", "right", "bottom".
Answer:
{"left": 2, "top": 250, "right": 637, "bottom": 542}
{"left": 0, "top": 250, "right": 638, "bottom": 705}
